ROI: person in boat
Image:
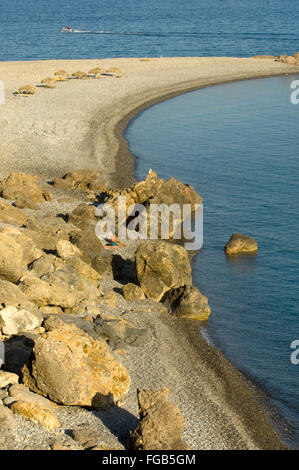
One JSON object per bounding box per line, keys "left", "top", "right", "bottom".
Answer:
{"left": 67, "top": 26, "right": 72, "bottom": 31}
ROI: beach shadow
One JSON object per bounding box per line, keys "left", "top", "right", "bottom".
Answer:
{"left": 111, "top": 255, "right": 136, "bottom": 282}
{"left": 92, "top": 403, "right": 139, "bottom": 446}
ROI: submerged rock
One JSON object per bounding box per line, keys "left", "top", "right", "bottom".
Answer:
{"left": 225, "top": 233, "right": 258, "bottom": 255}
{"left": 128, "top": 387, "right": 189, "bottom": 450}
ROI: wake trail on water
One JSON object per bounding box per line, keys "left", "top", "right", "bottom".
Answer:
{"left": 64, "top": 30, "right": 299, "bottom": 40}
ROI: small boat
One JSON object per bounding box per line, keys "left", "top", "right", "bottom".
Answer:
{"left": 61, "top": 27, "right": 75, "bottom": 33}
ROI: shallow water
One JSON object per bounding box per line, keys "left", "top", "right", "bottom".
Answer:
{"left": 125, "top": 75, "right": 299, "bottom": 448}
{"left": 0, "top": 0, "right": 299, "bottom": 61}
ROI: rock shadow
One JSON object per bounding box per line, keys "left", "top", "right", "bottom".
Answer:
{"left": 92, "top": 402, "right": 139, "bottom": 447}
{"left": 111, "top": 255, "right": 136, "bottom": 283}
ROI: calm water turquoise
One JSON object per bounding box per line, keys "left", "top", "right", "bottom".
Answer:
{"left": 1, "top": 0, "right": 298, "bottom": 448}
{"left": 0, "top": 0, "right": 299, "bottom": 61}
{"left": 126, "top": 76, "right": 299, "bottom": 448}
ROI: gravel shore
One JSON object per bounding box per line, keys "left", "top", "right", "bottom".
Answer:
{"left": 0, "top": 56, "right": 296, "bottom": 449}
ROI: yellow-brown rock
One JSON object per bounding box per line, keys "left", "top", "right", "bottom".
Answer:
{"left": 11, "top": 401, "right": 60, "bottom": 429}
{"left": 122, "top": 283, "right": 145, "bottom": 302}
{"left": 225, "top": 233, "right": 258, "bottom": 255}
{"left": 0, "top": 173, "right": 52, "bottom": 204}
{"left": 135, "top": 241, "right": 192, "bottom": 301}
{"left": 22, "top": 320, "right": 130, "bottom": 409}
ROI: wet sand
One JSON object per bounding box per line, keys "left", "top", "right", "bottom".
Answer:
{"left": 0, "top": 56, "right": 296, "bottom": 449}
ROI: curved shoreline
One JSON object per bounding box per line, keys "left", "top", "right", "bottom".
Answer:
{"left": 102, "top": 68, "right": 299, "bottom": 188}
{"left": 1, "top": 57, "right": 298, "bottom": 448}
{"left": 100, "top": 69, "right": 299, "bottom": 448}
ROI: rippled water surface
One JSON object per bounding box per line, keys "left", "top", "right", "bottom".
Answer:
{"left": 0, "top": 0, "right": 299, "bottom": 60}
{"left": 126, "top": 76, "right": 299, "bottom": 448}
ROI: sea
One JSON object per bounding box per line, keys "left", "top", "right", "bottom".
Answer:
{"left": 0, "top": 0, "right": 298, "bottom": 449}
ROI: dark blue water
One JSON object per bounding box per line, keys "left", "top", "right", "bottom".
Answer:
{"left": 0, "top": 0, "right": 299, "bottom": 61}
{"left": 125, "top": 76, "right": 299, "bottom": 448}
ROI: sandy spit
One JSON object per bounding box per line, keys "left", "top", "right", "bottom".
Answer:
{"left": 0, "top": 57, "right": 297, "bottom": 450}
{"left": 0, "top": 57, "right": 298, "bottom": 185}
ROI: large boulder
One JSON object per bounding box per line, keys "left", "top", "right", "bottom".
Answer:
{"left": 128, "top": 387, "right": 189, "bottom": 450}
{"left": 175, "top": 286, "right": 211, "bottom": 321}
{"left": 0, "top": 228, "right": 43, "bottom": 283}
{"left": 22, "top": 319, "right": 130, "bottom": 409}
{"left": 0, "top": 173, "right": 52, "bottom": 204}
{"left": 225, "top": 233, "right": 258, "bottom": 255}
{"left": 135, "top": 241, "right": 192, "bottom": 301}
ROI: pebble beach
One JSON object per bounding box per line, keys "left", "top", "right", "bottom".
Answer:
{"left": 0, "top": 56, "right": 298, "bottom": 450}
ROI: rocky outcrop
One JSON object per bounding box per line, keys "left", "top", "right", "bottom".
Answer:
{"left": 128, "top": 387, "right": 189, "bottom": 450}
{"left": 52, "top": 169, "right": 104, "bottom": 191}
{"left": 225, "top": 233, "right": 258, "bottom": 255}
{"left": 98, "top": 169, "right": 202, "bottom": 239}
{"left": 135, "top": 241, "right": 192, "bottom": 301}
{"left": 277, "top": 53, "right": 299, "bottom": 66}
{"left": 22, "top": 318, "right": 130, "bottom": 409}
{"left": 0, "top": 173, "right": 52, "bottom": 205}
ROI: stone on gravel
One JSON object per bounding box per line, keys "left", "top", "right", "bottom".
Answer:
{"left": 22, "top": 319, "right": 130, "bottom": 409}
{"left": 122, "top": 283, "right": 145, "bottom": 301}
{"left": 128, "top": 387, "right": 189, "bottom": 450}
{"left": 11, "top": 400, "right": 60, "bottom": 429}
